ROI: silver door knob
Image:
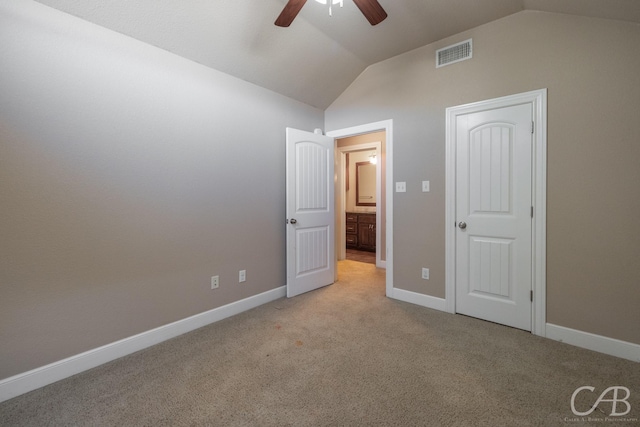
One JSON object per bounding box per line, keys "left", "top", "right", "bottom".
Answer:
{"left": 458, "top": 221, "right": 467, "bottom": 229}
{"left": 290, "top": 218, "right": 297, "bottom": 224}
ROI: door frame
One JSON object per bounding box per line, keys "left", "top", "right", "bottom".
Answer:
{"left": 327, "top": 120, "right": 393, "bottom": 297}
{"left": 445, "top": 89, "right": 547, "bottom": 337}
{"left": 336, "top": 141, "right": 383, "bottom": 267}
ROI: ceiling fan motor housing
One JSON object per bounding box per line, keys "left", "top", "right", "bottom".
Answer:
{"left": 275, "top": 0, "right": 387, "bottom": 27}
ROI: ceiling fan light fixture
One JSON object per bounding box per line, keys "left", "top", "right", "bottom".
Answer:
{"left": 315, "top": 0, "right": 344, "bottom": 16}
{"left": 276, "top": 0, "right": 386, "bottom": 27}
{"left": 314, "top": 0, "right": 344, "bottom": 5}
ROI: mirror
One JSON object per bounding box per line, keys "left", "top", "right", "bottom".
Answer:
{"left": 356, "top": 161, "right": 376, "bottom": 206}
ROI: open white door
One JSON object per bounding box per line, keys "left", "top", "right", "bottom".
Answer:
{"left": 286, "top": 128, "right": 335, "bottom": 298}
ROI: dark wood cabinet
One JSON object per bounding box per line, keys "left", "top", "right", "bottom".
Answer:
{"left": 358, "top": 213, "right": 376, "bottom": 252}
{"left": 346, "top": 213, "right": 358, "bottom": 249}
{"left": 346, "top": 212, "right": 376, "bottom": 252}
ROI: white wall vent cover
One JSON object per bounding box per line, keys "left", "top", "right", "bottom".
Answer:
{"left": 436, "top": 39, "right": 472, "bottom": 68}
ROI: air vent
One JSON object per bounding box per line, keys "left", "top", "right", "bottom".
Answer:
{"left": 436, "top": 39, "right": 472, "bottom": 68}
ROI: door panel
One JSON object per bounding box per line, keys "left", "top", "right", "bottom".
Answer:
{"left": 469, "top": 237, "right": 512, "bottom": 298}
{"left": 456, "top": 104, "right": 532, "bottom": 330}
{"left": 286, "top": 128, "right": 335, "bottom": 298}
{"left": 296, "top": 226, "right": 330, "bottom": 276}
{"left": 469, "top": 125, "right": 512, "bottom": 214}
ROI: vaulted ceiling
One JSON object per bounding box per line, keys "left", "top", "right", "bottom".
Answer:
{"left": 34, "top": 0, "right": 640, "bottom": 109}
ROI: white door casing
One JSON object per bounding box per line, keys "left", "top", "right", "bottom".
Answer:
{"left": 455, "top": 103, "right": 533, "bottom": 331}
{"left": 446, "top": 89, "right": 547, "bottom": 336}
{"left": 286, "top": 128, "right": 335, "bottom": 298}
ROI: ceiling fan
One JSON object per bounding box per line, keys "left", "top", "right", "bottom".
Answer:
{"left": 275, "top": 0, "right": 387, "bottom": 27}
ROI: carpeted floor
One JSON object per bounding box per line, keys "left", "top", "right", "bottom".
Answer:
{"left": 345, "top": 248, "right": 376, "bottom": 264}
{"left": 1, "top": 260, "right": 638, "bottom": 426}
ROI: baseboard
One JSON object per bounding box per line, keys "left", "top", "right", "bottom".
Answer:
{"left": 0, "top": 286, "right": 287, "bottom": 403}
{"left": 390, "top": 288, "right": 447, "bottom": 312}
{"left": 546, "top": 323, "right": 640, "bottom": 363}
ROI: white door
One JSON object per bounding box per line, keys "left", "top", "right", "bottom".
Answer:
{"left": 455, "top": 103, "right": 533, "bottom": 330}
{"left": 286, "top": 128, "right": 335, "bottom": 298}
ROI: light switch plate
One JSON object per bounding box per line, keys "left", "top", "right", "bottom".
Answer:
{"left": 396, "top": 182, "right": 406, "bottom": 192}
{"left": 422, "top": 181, "right": 430, "bottom": 192}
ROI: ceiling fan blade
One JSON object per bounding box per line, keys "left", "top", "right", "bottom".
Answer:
{"left": 275, "top": 0, "right": 308, "bottom": 27}
{"left": 352, "top": 0, "right": 387, "bottom": 25}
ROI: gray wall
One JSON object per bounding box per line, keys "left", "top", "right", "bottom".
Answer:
{"left": 326, "top": 11, "right": 640, "bottom": 345}
{"left": 0, "top": 2, "right": 322, "bottom": 379}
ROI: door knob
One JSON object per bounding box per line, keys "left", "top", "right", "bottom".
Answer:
{"left": 458, "top": 221, "right": 467, "bottom": 229}
{"left": 290, "top": 218, "right": 297, "bottom": 224}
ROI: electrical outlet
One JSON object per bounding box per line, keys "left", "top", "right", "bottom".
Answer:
{"left": 421, "top": 268, "right": 430, "bottom": 280}
{"left": 396, "top": 181, "right": 406, "bottom": 192}
{"left": 239, "top": 270, "right": 246, "bottom": 283}
{"left": 211, "top": 275, "right": 219, "bottom": 289}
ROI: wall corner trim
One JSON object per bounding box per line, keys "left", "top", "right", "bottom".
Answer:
{"left": 546, "top": 323, "right": 640, "bottom": 363}
{"left": 390, "top": 288, "right": 447, "bottom": 312}
{"left": 0, "top": 286, "right": 287, "bottom": 403}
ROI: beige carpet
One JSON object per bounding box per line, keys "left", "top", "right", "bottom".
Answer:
{"left": 345, "top": 249, "right": 376, "bottom": 264}
{"left": 1, "top": 260, "right": 638, "bottom": 426}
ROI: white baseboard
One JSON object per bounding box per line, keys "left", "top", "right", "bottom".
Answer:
{"left": 390, "top": 288, "right": 447, "bottom": 312}
{"left": 546, "top": 323, "right": 640, "bottom": 363}
{"left": 0, "top": 286, "right": 286, "bottom": 403}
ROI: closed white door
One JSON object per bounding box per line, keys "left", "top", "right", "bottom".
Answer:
{"left": 286, "top": 128, "right": 335, "bottom": 298}
{"left": 455, "top": 103, "right": 533, "bottom": 330}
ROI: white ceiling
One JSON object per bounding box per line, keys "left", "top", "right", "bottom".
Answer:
{"left": 34, "top": 0, "right": 640, "bottom": 109}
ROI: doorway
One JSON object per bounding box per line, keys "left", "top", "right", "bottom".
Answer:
{"left": 336, "top": 139, "right": 383, "bottom": 267}
{"left": 327, "top": 120, "right": 393, "bottom": 297}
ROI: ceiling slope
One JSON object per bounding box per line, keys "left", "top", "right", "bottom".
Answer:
{"left": 33, "top": 0, "right": 640, "bottom": 109}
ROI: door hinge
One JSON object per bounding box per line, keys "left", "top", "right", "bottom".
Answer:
{"left": 531, "top": 206, "right": 534, "bottom": 218}
{"left": 531, "top": 121, "right": 535, "bottom": 134}
{"left": 530, "top": 290, "right": 533, "bottom": 302}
